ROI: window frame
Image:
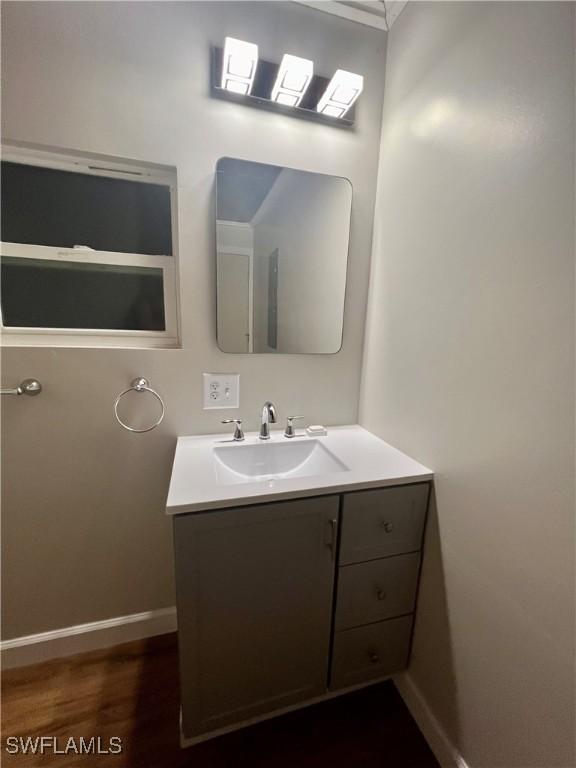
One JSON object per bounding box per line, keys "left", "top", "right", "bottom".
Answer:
{"left": 0, "top": 144, "right": 180, "bottom": 348}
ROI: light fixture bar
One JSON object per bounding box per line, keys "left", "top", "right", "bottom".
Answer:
{"left": 271, "top": 54, "right": 314, "bottom": 108}
{"left": 213, "top": 43, "right": 358, "bottom": 126}
{"left": 221, "top": 37, "right": 259, "bottom": 96}
{"left": 316, "top": 69, "right": 364, "bottom": 118}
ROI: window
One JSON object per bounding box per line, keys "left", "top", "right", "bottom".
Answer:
{"left": 1, "top": 146, "right": 179, "bottom": 347}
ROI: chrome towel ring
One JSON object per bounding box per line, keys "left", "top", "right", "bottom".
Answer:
{"left": 114, "top": 377, "right": 165, "bottom": 433}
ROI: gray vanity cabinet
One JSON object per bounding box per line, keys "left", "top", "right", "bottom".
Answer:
{"left": 173, "top": 481, "right": 430, "bottom": 743}
{"left": 174, "top": 496, "right": 339, "bottom": 740}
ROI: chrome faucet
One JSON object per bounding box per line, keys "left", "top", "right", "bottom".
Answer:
{"left": 259, "top": 401, "right": 277, "bottom": 440}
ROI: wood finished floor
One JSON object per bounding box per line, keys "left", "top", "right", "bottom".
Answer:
{"left": 2, "top": 633, "right": 439, "bottom": 767}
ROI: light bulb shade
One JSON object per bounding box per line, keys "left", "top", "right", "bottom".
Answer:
{"left": 316, "top": 69, "right": 363, "bottom": 118}
{"left": 271, "top": 54, "right": 313, "bottom": 108}
{"left": 221, "top": 37, "right": 259, "bottom": 95}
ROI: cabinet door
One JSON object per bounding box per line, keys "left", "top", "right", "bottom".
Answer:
{"left": 174, "top": 496, "right": 339, "bottom": 739}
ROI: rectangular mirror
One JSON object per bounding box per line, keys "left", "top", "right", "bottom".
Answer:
{"left": 216, "top": 158, "right": 352, "bottom": 353}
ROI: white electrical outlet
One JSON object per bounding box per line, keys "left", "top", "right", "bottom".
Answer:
{"left": 203, "top": 373, "right": 240, "bottom": 410}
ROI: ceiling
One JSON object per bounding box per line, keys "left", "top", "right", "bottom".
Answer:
{"left": 293, "top": 1, "right": 408, "bottom": 30}
{"left": 217, "top": 159, "right": 282, "bottom": 223}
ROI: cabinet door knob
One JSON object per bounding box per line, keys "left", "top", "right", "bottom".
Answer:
{"left": 376, "top": 588, "right": 386, "bottom": 601}
{"left": 381, "top": 521, "right": 394, "bottom": 533}
{"left": 368, "top": 650, "right": 380, "bottom": 664}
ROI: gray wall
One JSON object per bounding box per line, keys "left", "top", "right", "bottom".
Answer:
{"left": 360, "top": 2, "right": 575, "bottom": 766}
{"left": 0, "top": 1, "right": 386, "bottom": 638}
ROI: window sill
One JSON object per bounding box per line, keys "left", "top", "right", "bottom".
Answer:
{"left": 1, "top": 331, "right": 181, "bottom": 350}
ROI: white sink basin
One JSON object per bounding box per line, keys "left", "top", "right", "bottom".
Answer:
{"left": 213, "top": 439, "right": 349, "bottom": 485}
{"left": 166, "top": 426, "right": 433, "bottom": 514}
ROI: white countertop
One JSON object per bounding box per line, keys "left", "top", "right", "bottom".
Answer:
{"left": 166, "top": 425, "right": 433, "bottom": 515}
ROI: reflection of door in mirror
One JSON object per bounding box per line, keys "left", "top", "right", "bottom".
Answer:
{"left": 217, "top": 252, "right": 250, "bottom": 352}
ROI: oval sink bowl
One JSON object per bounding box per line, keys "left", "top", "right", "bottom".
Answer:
{"left": 213, "top": 439, "right": 349, "bottom": 485}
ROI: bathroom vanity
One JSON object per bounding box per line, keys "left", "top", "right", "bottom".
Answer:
{"left": 167, "top": 425, "right": 432, "bottom": 745}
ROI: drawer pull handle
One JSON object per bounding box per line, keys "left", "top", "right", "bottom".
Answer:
{"left": 376, "top": 588, "right": 386, "bottom": 601}
{"left": 381, "top": 521, "right": 394, "bottom": 533}
{"left": 368, "top": 650, "right": 380, "bottom": 664}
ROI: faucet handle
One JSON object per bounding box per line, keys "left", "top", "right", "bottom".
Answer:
{"left": 284, "top": 415, "right": 304, "bottom": 438}
{"left": 222, "top": 419, "right": 244, "bottom": 442}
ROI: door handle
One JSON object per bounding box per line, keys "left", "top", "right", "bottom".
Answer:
{"left": 326, "top": 518, "right": 338, "bottom": 560}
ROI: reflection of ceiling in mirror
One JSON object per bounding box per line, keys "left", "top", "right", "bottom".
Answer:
{"left": 217, "top": 159, "right": 282, "bottom": 223}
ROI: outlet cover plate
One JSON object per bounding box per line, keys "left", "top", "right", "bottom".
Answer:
{"left": 203, "top": 373, "right": 240, "bottom": 410}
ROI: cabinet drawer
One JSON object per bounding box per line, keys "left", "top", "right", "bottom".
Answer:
{"left": 339, "top": 484, "right": 428, "bottom": 565}
{"left": 330, "top": 615, "right": 413, "bottom": 690}
{"left": 335, "top": 552, "right": 420, "bottom": 630}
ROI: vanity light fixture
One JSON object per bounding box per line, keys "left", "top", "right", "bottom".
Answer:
{"left": 271, "top": 54, "right": 314, "bottom": 108}
{"left": 212, "top": 41, "right": 361, "bottom": 127}
{"left": 221, "top": 37, "right": 259, "bottom": 95}
{"left": 317, "top": 69, "right": 364, "bottom": 118}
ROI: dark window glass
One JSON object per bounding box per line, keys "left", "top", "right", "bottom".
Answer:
{"left": 1, "top": 162, "right": 172, "bottom": 255}
{"left": 1, "top": 258, "right": 165, "bottom": 331}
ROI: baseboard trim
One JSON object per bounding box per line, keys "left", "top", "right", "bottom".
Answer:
{"left": 394, "top": 672, "right": 470, "bottom": 768}
{"left": 1, "top": 607, "right": 177, "bottom": 669}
